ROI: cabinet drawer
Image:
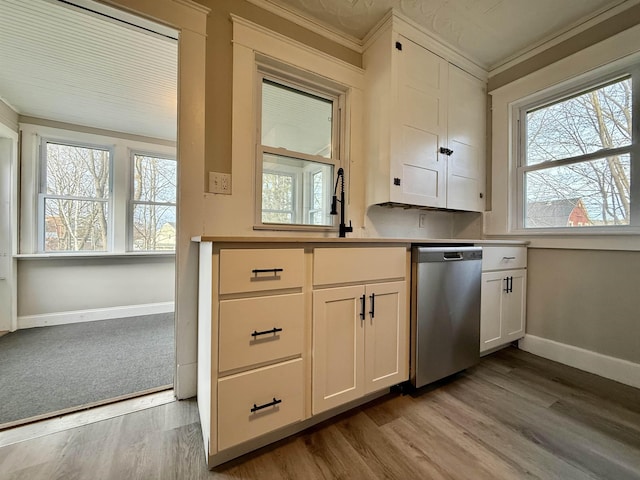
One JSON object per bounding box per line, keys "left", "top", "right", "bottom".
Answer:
{"left": 219, "top": 248, "right": 304, "bottom": 294}
{"left": 217, "top": 358, "right": 304, "bottom": 450}
{"left": 482, "top": 246, "right": 527, "bottom": 271}
{"left": 313, "top": 247, "right": 406, "bottom": 286}
{"left": 219, "top": 294, "right": 304, "bottom": 373}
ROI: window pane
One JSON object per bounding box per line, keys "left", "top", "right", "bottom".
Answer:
{"left": 133, "top": 154, "right": 177, "bottom": 203}
{"left": 262, "top": 170, "right": 294, "bottom": 224}
{"left": 44, "top": 198, "right": 108, "bottom": 251}
{"left": 526, "top": 77, "right": 632, "bottom": 166}
{"left": 525, "top": 154, "right": 630, "bottom": 227}
{"left": 132, "top": 204, "right": 176, "bottom": 251}
{"left": 46, "top": 143, "right": 110, "bottom": 198}
{"left": 262, "top": 80, "right": 333, "bottom": 158}
{"left": 262, "top": 153, "right": 333, "bottom": 226}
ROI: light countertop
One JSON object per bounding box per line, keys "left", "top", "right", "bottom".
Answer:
{"left": 193, "top": 235, "right": 528, "bottom": 246}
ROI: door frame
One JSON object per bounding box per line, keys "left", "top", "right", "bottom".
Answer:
{"left": 99, "top": 0, "right": 208, "bottom": 399}
{"left": 0, "top": 124, "right": 18, "bottom": 333}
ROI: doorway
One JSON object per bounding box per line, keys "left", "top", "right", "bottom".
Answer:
{"left": 0, "top": 0, "right": 179, "bottom": 428}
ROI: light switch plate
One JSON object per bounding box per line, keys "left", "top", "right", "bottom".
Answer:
{"left": 209, "top": 172, "right": 231, "bottom": 194}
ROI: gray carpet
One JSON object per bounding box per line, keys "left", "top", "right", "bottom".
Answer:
{"left": 0, "top": 313, "right": 174, "bottom": 426}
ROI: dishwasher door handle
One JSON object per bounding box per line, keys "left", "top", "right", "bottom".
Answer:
{"left": 443, "top": 251, "right": 463, "bottom": 260}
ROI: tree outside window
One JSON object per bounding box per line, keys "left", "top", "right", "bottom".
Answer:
{"left": 131, "top": 154, "right": 177, "bottom": 251}
{"left": 522, "top": 76, "right": 632, "bottom": 228}
{"left": 42, "top": 142, "right": 110, "bottom": 251}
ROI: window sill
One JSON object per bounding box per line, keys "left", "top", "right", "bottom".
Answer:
{"left": 509, "top": 226, "right": 640, "bottom": 236}
{"left": 15, "top": 252, "right": 175, "bottom": 260}
{"left": 484, "top": 231, "right": 640, "bottom": 251}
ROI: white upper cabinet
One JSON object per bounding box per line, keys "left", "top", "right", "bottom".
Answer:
{"left": 364, "top": 16, "right": 486, "bottom": 212}
{"left": 393, "top": 37, "right": 448, "bottom": 208}
{"left": 447, "top": 65, "right": 486, "bottom": 212}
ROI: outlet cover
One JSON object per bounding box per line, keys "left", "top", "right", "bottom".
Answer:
{"left": 209, "top": 172, "right": 231, "bottom": 195}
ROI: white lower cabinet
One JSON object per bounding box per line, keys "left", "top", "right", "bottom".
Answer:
{"left": 212, "top": 247, "right": 306, "bottom": 457}
{"left": 218, "top": 294, "right": 304, "bottom": 373}
{"left": 312, "top": 276, "right": 408, "bottom": 414}
{"left": 312, "top": 285, "right": 365, "bottom": 413}
{"left": 199, "top": 242, "right": 409, "bottom": 467}
{"left": 480, "top": 247, "right": 527, "bottom": 353}
{"left": 218, "top": 358, "right": 304, "bottom": 450}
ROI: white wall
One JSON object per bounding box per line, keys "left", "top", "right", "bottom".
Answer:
{"left": 200, "top": 16, "right": 482, "bottom": 242}
{"left": 0, "top": 98, "right": 18, "bottom": 133}
{"left": 17, "top": 255, "right": 174, "bottom": 327}
{"left": 16, "top": 121, "right": 177, "bottom": 327}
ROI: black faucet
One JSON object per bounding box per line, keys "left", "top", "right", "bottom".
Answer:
{"left": 330, "top": 167, "right": 353, "bottom": 238}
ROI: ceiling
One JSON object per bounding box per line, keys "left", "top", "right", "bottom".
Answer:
{"left": 263, "top": 0, "right": 635, "bottom": 70}
{"left": 0, "top": 0, "right": 635, "bottom": 141}
{"left": 0, "top": 0, "right": 177, "bottom": 141}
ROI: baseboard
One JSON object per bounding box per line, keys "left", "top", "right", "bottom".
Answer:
{"left": 518, "top": 334, "right": 640, "bottom": 389}
{"left": 17, "top": 302, "right": 175, "bottom": 329}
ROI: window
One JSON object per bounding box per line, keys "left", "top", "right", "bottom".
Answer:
{"left": 40, "top": 140, "right": 112, "bottom": 252}
{"left": 257, "top": 74, "right": 341, "bottom": 228}
{"left": 518, "top": 74, "right": 635, "bottom": 230}
{"left": 131, "top": 153, "right": 177, "bottom": 251}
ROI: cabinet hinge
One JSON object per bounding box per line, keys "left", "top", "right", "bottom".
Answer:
{"left": 395, "top": 41, "right": 402, "bottom": 51}
{"left": 393, "top": 177, "right": 401, "bottom": 186}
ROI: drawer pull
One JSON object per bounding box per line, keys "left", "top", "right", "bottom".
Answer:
{"left": 251, "top": 327, "right": 283, "bottom": 338}
{"left": 250, "top": 397, "right": 282, "bottom": 413}
{"left": 252, "top": 268, "right": 284, "bottom": 278}
{"left": 502, "top": 256, "right": 516, "bottom": 260}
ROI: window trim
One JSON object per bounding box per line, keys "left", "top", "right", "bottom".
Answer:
{"left": 38, "top": 137, "right": 114, "bottom": 253}
{"left": 128, "top": 150, "right": 177, "bottom": 252}
{"left": 512, "top": 63, "right": 640, "bottom": 235}
{"left": 254, "top": 64, "right": 346, "bottom": 232}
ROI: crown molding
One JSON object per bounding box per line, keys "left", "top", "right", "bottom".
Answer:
{"left": 245, "top": 0, "right": 363, "bottom": 53}
{"left": 489, "top": 0, "right": 640, "bottom": 76}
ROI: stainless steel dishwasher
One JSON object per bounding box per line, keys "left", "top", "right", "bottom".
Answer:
{"left": 411, "top": 246, "right": 482, "bottom": 388}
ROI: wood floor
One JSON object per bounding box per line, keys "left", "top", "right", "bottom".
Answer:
{"left": 1, "top": 347, "right": 639, "bottom": 479}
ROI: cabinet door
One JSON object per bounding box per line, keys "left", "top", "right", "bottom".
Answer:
{"left": 447, "top": 65, "right": 486, "bottom": 212}
{"left": 502, "top": 269, "right": 527, "bottom": 343}
{"left": 364, "top": 281, "right": 408, "bottom": 393}
{"left": 392, "top": 36, "right": 448, "bottom": 207}
{"left": 312, "top": 285, "right": 365, "bottom": 414}
{"left": 480, "top": 271, "right": 505, "bottom": 353}
{"left": 480, "top": 269, "right": 527, "bottom": 353}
